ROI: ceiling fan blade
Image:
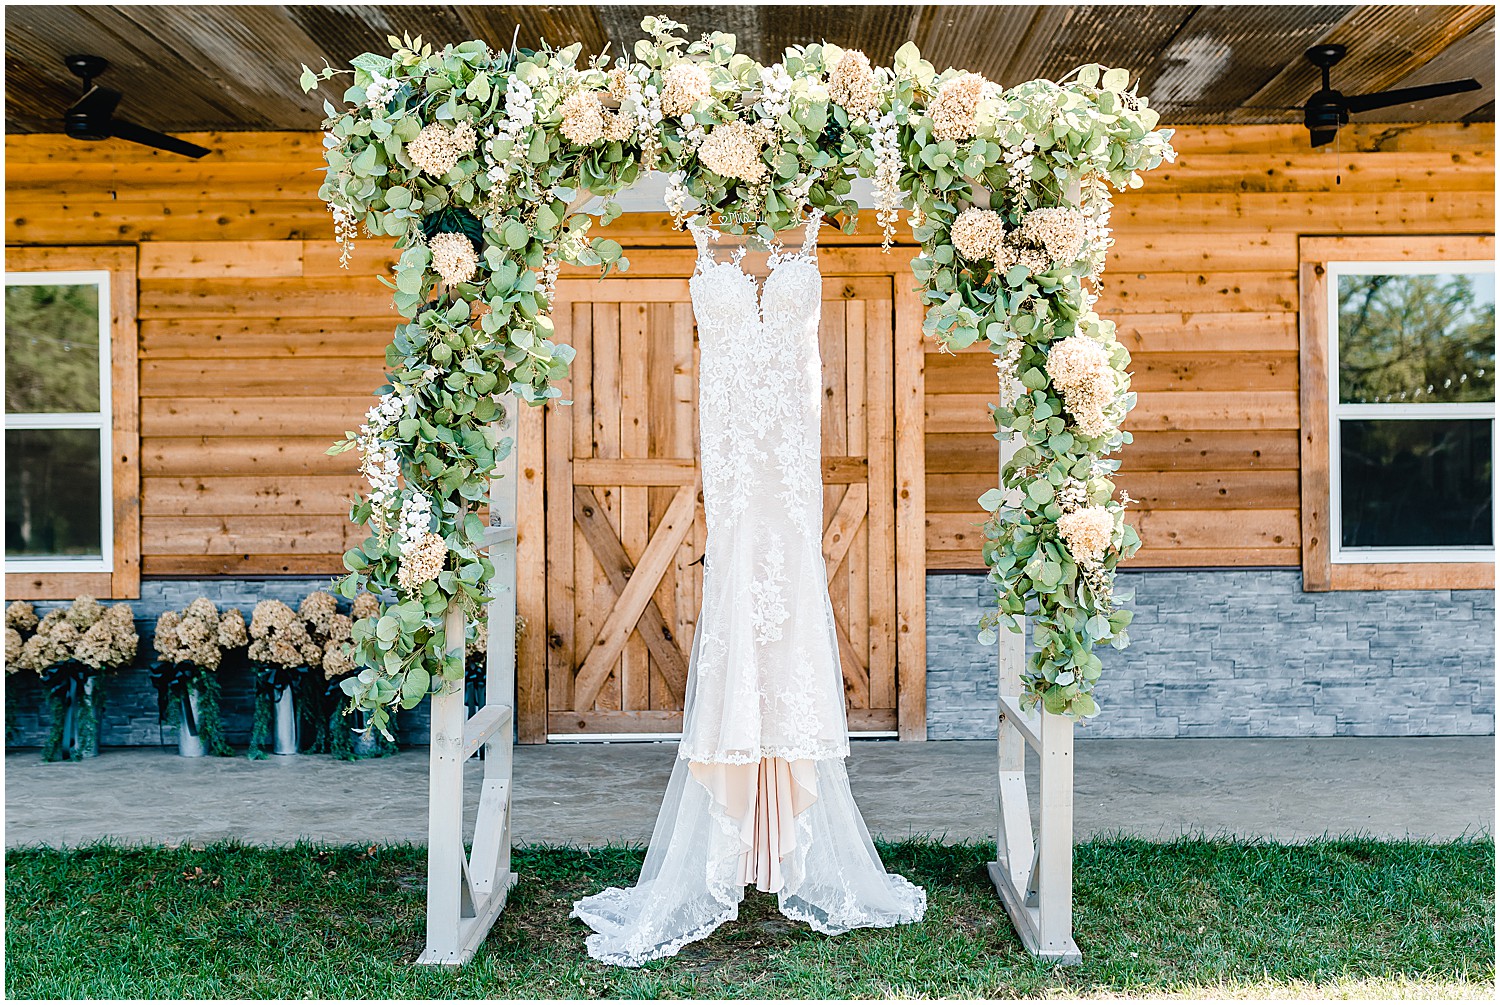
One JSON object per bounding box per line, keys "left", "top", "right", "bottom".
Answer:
{"left": 1344, "top": 78, "right": 1482, "bottom": 114}
{"left": 106, "top": 119, "right": 212, "bottom": 159}
{"left": 1308, "top": 125, "right": 1340, "bottom": 148}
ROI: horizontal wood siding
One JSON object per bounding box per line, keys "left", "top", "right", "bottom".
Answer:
{"left": 6, "top": 123, "right": 1495, "bottom": 575}
{"left": 923, "top": 122, "right": 1495, "bottom": 570}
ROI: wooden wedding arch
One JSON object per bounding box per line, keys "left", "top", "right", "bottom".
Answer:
{"left": 304, "top": 20, "right": 1172, "bottom": 967}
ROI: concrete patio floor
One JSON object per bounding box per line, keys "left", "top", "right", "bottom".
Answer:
{"left": 4, "top": 736, "right": 1493, "bottom": 849}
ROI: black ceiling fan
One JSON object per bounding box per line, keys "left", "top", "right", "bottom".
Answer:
{"left": 63, "top": 55, "right": 212, "bottom": 158}
{"left": 1303, "top": 43, "right": 1482, "bottom": 147}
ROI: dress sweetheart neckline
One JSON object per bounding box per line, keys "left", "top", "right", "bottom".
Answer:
{"left": 690, "top": 251, "right": 820, "bottom": 329}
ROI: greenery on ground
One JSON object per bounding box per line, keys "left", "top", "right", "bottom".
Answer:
{"left": 5, "top": 838, "right": 1493, "bottom": 999}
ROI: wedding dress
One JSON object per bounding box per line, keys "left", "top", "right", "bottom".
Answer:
{"left": 570, "top": 212, "right": 926, "bottom": 966}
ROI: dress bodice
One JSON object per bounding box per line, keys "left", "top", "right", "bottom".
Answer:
{"left": 687, "top": 213, "right": 826, "bottom": 543}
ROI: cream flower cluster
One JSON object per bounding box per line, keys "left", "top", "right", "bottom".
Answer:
{"left": 5, "top": 627, "right": 21, "bottom": 669}
{"left": 248, "top": 599, "right": 322, "bottom": 669}
{"left": 829, "top": 49, "right": 877, "bottom": 118}
{"left": 1056, "top": 506, "right": 1114, "bottom": 564}
{"left": 13, "top": 597, "right": 137, "bottom": 673}
{"left": 407, "top": 120, "right": 477, "bottom": 178}
{"left": 1018, "top": 207, "right": 1088, "bottom": 267}
{"left": 1045, "top": 334, "right": 1119, "bottom": 438}
{"left": 698, "top": 120, "right": 769, "bottom": 183}
{"left": 950, "top": 207, "right": 1007, "bottom": 262}
{"left": 351, "top": 592, "right": 381, "bottom": 622}
{"left": 15, "top": 609, "right": 77, "bottom": 672}
{"left": 75, "top": 602, "right": 138, "bottom": 672}
{"left": 660, "top": 62, "right": 710, "bottom": 117}
{"left": 559, "top": 89, "right": 605, "bottom": 145}
{"left": 155, "top": 599, "right": 245, "bottom": 672}
{"left": 429, "top": 231, "right": 479, "bottom": 286}
{"left": 931, "top": 72, "right": 986, "bottom": 141}
{"left": 7, "top": 600, "right": 38, "bottom": 633}
{"left": 397, "top": 532, "right": 448, "bottom": 593}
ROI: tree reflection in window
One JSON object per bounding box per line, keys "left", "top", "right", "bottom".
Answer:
{"left": 1338, "top": 272, "right": 1495, "bottom": 405}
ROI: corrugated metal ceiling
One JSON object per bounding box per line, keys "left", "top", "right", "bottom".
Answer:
{"left": 4, "top": 3, "right": 1493, "bottom": 134}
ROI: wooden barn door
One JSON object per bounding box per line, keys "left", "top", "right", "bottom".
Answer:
{"left": 542, "top": 260, "right": 902, "bottom": 738}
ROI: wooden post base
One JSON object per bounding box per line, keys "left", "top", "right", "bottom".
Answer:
{"left": 986, "top": 861, "right": 1082, "bottom": 965}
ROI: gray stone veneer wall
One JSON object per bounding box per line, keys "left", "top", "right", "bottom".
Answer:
{"left": 4, "top": 578, "right": 434, "bottom": 750}
{"left": 6, "top": 570, "right": 1494, "bottom": 747}
{"left": 926, "top": 569, "right": 1495, "bottom": 740}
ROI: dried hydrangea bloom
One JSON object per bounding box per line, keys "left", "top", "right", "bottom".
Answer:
{"left": 6, "top": 627, "right": 24, "bottom": 669}
{"left": 19, "top": 619, "right": 78, "bottom": 671}
{"left": 429, "top": 231, "right": 479, "bottom": 287}
{"left": 398, "top": 531, "right": 448, "bottom": 593}
{"left": 76, "top": 605, "right": 138, "bottom": 671}
{"left": 406, "top": 120, "right": 477, "bottom": 178}
{"left": 154, "top": 610, "right": 183, "bottom": 662}
{"left": 64, "top": 595, "right": 106, "bottom": 630}
{"left": 1019, "top": 207, "right": 1087, "bottom": 266}
{"left": 351, "top": 593, "right": 381, "bottom": 621}
{"left": 183, "top": 597, "right": 218, "bottom": 624}
{"left": 949, "top": 207, "right": 1006, "bottom": 261}
{"left": 299, "top": 591, "right": 341, "bottom": 636}
{"left": 324, "top": 612, "right": 354, "bottom": 644}
{"left": 323, "top": 638, "right": 356, "bottom": 679}
{"left": 1057, "top": 506, "right": 1115, "bottom": 563}
{"left": 698, "top": 119, "right": 769, "bottom": 183}
{"left": 829, "top": 49, "right": 877, "bottom": 117}
{"left": 559, "top": 90, "right": 606, "bottom": 145}
{"left": 602, "top": 107, "right": 637, "bottom": 142}
{"left": 218, "top": 608, "right": 248, "bottom": 649}
{"left": 660, "top": 62, "right": 711, "bottom": 117}
{"left": 6, "top": 600, "right": 38, "bottom": 633}
{"left": 607, "top": 66, "right": 632, "bottom": 101}
{"left": 930, "top": 72, "right": 986, "bottom": 142}
{"left": 250, "top": 599, "right": 296, "bottom": 640}
{"left": 1045, "top": 335, "right": 1118, "bottom": 438}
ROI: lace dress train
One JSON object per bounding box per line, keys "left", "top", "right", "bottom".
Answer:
{"left": 571, "top": 213, "right": 926, "bottom": 967}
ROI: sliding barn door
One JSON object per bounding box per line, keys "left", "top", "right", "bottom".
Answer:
{"left": 542, "top": 261, "right": 900, "bottom": 737}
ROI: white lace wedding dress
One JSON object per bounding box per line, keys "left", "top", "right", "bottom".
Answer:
{"left": 570, "top": 213, "right": 927, "bottom": 966}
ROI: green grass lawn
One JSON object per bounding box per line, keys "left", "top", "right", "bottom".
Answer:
{"left": 4, "top": 837, "right": 1493, "bottom": 999}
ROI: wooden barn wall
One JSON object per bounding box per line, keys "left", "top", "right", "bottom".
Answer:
{"left": 5, "top": 123, "right": 1494, "bottom": 576}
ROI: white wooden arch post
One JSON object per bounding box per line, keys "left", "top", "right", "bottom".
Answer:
{"left": 418, "top": 393, "right": 521, "bottom": 966}
{"left": 987, "top": 176, "right": 1082, "bottom": 963}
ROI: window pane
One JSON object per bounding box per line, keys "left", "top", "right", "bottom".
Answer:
{"left": 1337, "top": 272, "right": 1495, "bottom": 404}
{"left": 1340, "top": 418, "right": 1492, "bottom": 549}
{"left": 4, "top": 282, "right": 102, "bottom": 414}
{"left": 4, "top": 428, "right": 103, "bottom": 557}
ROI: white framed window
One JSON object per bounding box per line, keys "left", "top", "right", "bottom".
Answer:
{"left": 4, "top": 270, "right": 114, "bottom": 573}
{"left": 1326, "top": 260, "right": 1495, "bottom": 565}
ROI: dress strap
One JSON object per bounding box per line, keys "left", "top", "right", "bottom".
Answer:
{"left": 687, "top": 215, "right": 717, "bottom": 270}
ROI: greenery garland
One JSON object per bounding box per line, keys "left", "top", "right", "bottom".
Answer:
{"left": 151, "top": 661, "right": 236, "bottom": 757}
{"left": 302, "top": 16, "right": 1174, "bottom": 730}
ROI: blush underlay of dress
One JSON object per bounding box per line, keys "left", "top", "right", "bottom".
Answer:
{"left": 569, "top": 210, "right": 926, "bottom": 967}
